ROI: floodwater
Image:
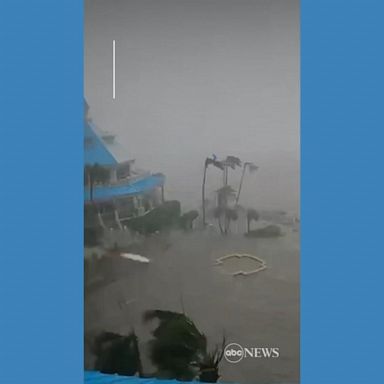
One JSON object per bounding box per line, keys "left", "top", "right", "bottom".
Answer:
{"left": 85, "top": 226, "right": 299, "bottom": 384}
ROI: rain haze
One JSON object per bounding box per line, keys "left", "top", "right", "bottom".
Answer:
{"left": 85, "top": 0, "right": 299, "bottom": 214}
{"left": 84, "top": 1, "right": 300, "bottom": 383}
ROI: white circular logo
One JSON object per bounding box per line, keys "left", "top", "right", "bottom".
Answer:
{"left": 224, "top": 343, "right": 244, "bottom": 364}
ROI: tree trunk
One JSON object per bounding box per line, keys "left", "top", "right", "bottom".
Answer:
{"left": 223, "top": 166, "right": 229, "bottom": 233}
{"left": 236, "top": 163, "right": 247, "bottom": 204}
{"left": 202, "top": 162, "right": 208, "bottom": 227}
{"left": 88, "top": 171, "right": 94, "bottom": 202}
{"left": 224, "top": 215, "right": 229, "bottom": 235}
{"left": 217, "top": 216, "right": 224, "bottom": 234}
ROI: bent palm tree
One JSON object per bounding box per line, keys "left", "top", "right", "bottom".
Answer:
{"left": 236, "top": 162, "right": 258, "bottom": 204}
{"left": 222, "top": 155, "right": 242, "bottom": 187}
{"left": 202, "top": 156, "right": 224, "bottom": 227}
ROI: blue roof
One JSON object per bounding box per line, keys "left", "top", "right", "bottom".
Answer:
{"left": 84, "top": 371, "right": 226, "bottom": 384}
{"left": 84, "top": 174, "right": 165, "bottom": 202}
{"left": 84, "top": 120, "right": 118, "bottom": 166}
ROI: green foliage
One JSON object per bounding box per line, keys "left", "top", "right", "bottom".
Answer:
{"left": 143, "top": 310, "right": 207, "bottom": 380}
{"left": 224, "top": 155, "right": 242, "bottom": 169}
{"left": 205, "top": 157, "right": 225, "bottom": 170}
{"left": 143, "top": 310, "right": 225, "bottom": 382}
{"left": 179, "top": 210, "right": 199, "bottom": 230}
{"left": 214, "top": 189, "right": 239, "bottom": 234}
{"left": 216, "top": 185, "right": 237, "bottom": 202}
{"left": 93, "top": 331, "right": 142, "bottom": 377}
{"left": 124, "top": 201, "right": 181, "bottom": 234}
{"left": 198, "top": 336, "right": 226, "bottom": 383}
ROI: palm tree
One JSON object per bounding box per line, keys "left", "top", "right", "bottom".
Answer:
{"left": 246, "top": 208, "right": 260, "bottom": 233}
{"left": 84, "top": 163, "right": 110, "bottom": 201}
{"left": 224, "top": 155, "right": 242, "bottom": 169}
{"left": 144, "top": 310, "right": 225, "bottom": 382}
{"left": 236, "top": 162, "right": 258, "bottom": 204}
{"left": 222, "top": 155, "right": 242, "bottom": 187}
{"left": 143, "top": 310, "right": 207, "bottom": 380}
{"left": 215, "top": 186, "right": 238, "bottom": 234}
{"left": 202, "top": 156, "right": 224, "bottom": 227}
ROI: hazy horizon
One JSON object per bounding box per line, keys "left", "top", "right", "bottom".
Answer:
{"left": 85, "top": 0, "right": 299, "bottom": 213}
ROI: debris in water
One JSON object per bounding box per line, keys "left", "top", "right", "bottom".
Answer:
{"left": 120, "top": 253, "right": 150, "bottom": 263}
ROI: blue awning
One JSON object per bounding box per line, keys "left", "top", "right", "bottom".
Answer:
{"left": 84, "top": 174, "right": 165, "bottom": 202}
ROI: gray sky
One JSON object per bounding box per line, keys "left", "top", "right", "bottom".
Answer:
{"left": 85, "top": 0, "right": 299, "bottom": 212}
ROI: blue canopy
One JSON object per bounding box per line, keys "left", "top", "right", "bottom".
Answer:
{"left": 84, "top": 174, "right": 165, "bottom": 202}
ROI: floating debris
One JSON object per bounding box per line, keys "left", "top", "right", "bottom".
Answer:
{"left": 215, "top": 253, "right": 267, "bottom": 276}
{"left": 120, "top": 253, "right": 150, "bottom": 263}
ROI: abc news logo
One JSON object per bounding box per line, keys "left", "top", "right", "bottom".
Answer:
{"left": 224, "top": 343, "right": 280, "bottom": 364}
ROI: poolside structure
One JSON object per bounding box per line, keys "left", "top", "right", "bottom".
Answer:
{"left": 84, "top": 101, "right": 165, "bottom": 230}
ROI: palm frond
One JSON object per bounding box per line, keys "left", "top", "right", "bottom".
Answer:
{"left": 143, "top": 309, "right": 182, "bottom": 323}
{"left": 225, "top": 155, "right": 242, "bottom": 169}
{"left": 206, "top": 157, "right": 225, "bottom": 170}
{"left": 246, "top": 162, "right": 259, "bottom": 173}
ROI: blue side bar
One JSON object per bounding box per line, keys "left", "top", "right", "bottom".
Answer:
{"left": 302, "top": 1, "right": 384, "bottom": 384}
{"left": 0, "top": 1, "right": 83, "bottom": 383}
{"left": 84, "top": 174, "right": 165, "bottom": 202}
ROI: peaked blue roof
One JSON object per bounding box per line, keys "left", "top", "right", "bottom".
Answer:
{"left": 84, "top": 120, "right": 118, "bottom": 166}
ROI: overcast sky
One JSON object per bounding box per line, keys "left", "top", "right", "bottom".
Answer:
{"left": 85, "top": 0, "right": 299, "bottom": 212}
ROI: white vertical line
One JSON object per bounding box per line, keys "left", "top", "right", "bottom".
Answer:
{"left": 112, "top": 40, "right": 116, "bottom": 100}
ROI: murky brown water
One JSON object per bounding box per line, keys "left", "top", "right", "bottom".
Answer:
{"left": 85, "top": 228, "right": 299, "bottom": 384}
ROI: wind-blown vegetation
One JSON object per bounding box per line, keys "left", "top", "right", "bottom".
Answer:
{"left": 90, "top": 311, "right": 225, "bottom": 382}
{"left": 236, "top": 162, "right": 258, "bottom": 204}
{"left": 202, "top": 155, "right": 257, "bottom": 235}
{"left": 202, "top": 156, "right": 225, "bottom": 227}
{"left": 92, "top": 330, "right": 142, "bottom": 377}
{"left": 144, "top": 310, "right": 225, "bottom": 382}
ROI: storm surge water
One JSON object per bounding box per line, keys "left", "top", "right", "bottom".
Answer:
{"left": 85, "top": 228, "right": 299, "bottom": 383}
